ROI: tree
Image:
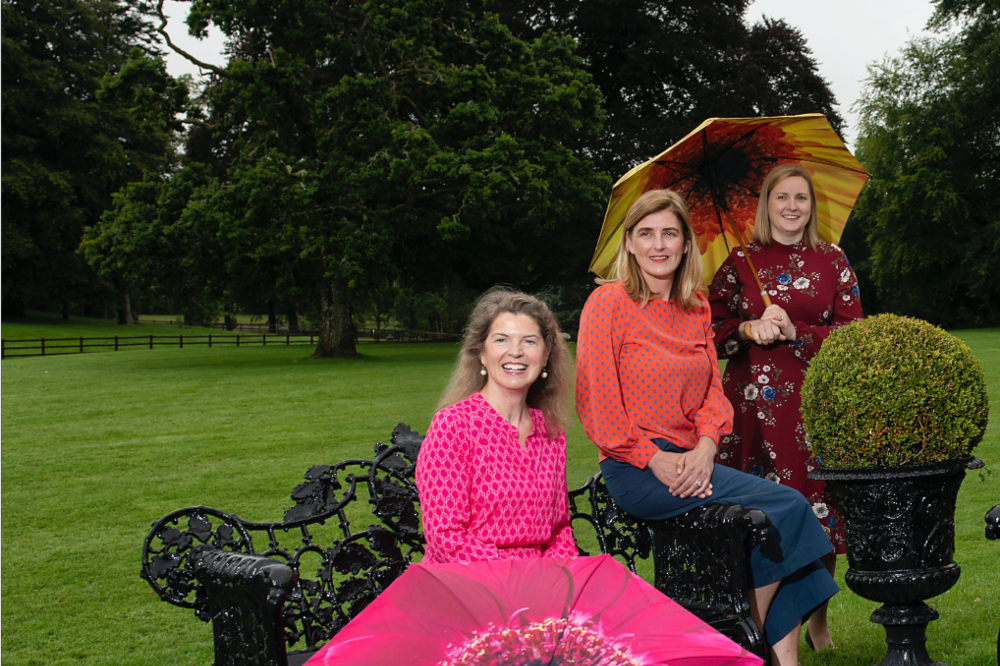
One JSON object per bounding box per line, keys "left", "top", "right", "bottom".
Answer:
{"left": 98, "top": 0, "right": 609, "bottom": 357}
{"left": 2, "top": 0, "right": 186, "bottom": 319}
{"left": 849, "top": 0, "right": 999, "bottom": 327}
{"left": 490, "top": 0, "right": 843, "bottom": 176}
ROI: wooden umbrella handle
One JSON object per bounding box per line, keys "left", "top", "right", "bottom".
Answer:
{"left": 720, "top": 208, "right": 773, "bottom": 308}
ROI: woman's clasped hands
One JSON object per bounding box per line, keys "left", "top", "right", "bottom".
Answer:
{"left": 647, "top": 436, "right": 717, "bottom": 498}
{"left": 743, "top": 304, "right": 797, "bottom": 345}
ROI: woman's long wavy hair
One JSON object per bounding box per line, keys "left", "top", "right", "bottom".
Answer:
{"left": 598, "top": 189, "right": 704, "bottom": 310}
{"left": 752, "top": 163, "right": 820, "bottom": 248}
{"left": 438, "top": 287, "right": 571, "bottom": 435}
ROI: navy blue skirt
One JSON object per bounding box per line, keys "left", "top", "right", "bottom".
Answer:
{"left": 600, "top": 439, "right": 838, "bottom": 645}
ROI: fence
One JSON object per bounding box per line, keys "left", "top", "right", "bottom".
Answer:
{"left": 1, "top": 333, "right": 317, "bottom": 360}
{"left": 1, "top": 330, "right": 461, "bottom": 360}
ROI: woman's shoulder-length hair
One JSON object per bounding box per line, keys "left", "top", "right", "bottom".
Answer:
{"left": 597, "top": 189, "right": 704, "bottom": 310}
{"left": 437, "top": 287, "right": 571, "bottom": 436}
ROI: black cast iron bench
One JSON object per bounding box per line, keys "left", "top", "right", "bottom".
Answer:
{"left": 141, "top": 424, "right": 771, "bottom": 666}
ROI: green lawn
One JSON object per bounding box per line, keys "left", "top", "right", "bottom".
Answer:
{"left": 1, "top": 328, "right": 997, "bottom": 665}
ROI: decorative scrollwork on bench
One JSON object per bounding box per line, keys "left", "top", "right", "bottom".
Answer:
{"left": 568, "top": 473, "right": 651, "bottom": 572}
{"left": 141, "top": 506, "right": 254, "bottom": 615}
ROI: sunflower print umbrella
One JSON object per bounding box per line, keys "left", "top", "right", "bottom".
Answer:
{"left": 590, "top": 114, "right": 869, "bottom": 284}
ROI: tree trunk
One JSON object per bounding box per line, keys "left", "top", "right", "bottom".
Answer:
{"left": 287, "top": 305, "right": 299, "bottom": 334}
{"left": 314, "top": 279, "right": 356, "bottom": 357}
{"left": 62, "top": 297, "right": 70, "bottom": 320}
{"left": 117, "top": 286, "right": 135, "bottom": 325}
{"left": 267, "top": 300, "right": 277, "bottom": 333}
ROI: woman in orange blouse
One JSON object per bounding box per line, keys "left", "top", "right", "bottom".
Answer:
{"left": 575, "top": 189, "right": 837, "bottom": 666}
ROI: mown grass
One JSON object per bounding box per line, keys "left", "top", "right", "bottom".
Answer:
{"left": 1, "top": 328, "right": 997, "bottom": 665}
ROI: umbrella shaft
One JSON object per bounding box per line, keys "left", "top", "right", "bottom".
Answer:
{"left": 720, "top": 208, "right": 773, "bottom": 308}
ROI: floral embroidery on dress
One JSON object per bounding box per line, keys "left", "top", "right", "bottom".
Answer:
{"left": 757, "top": 251, "right": 820, "bottom": 302}
{"left": 812, "top": 502, "right": 830, "bottom": 519}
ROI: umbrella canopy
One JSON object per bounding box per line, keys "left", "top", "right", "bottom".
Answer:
{"left": 589, "top": 114, "right": 869, "bottom": 282}
{"left": 304, "top": 554, "right": 762, "bottom": 666}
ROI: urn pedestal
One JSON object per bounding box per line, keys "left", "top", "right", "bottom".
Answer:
{"left": 809, "top": 457, "right": 982, "bottom": 666}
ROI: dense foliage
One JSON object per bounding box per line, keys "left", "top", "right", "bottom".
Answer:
{"left": 491, "top": 0, "right": 843, "bottom": 176}
{"left": 1, "top": 0, "right": 187, "bottom": 320}
{"left": 801, "top": 314, "right": 989, "bottom": 467}
{"left": 8, "top": 0, "right": 844, "bottom": 347}
{"left": 848, "top": 0, "right": 1000, "bottom": 327}
{"left": 83, "top": 0, "right": 611, "bottom": 356}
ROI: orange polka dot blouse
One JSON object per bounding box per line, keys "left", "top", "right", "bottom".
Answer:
{"left": 415, "top": 393, "right": 578, "bottom": 564}
{"left": 575, "top": 282, "right": 733, "bottom": 468}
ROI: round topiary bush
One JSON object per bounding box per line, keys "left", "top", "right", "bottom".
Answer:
{"left": 801, "top": 314, "right": 989, "bottom": 467}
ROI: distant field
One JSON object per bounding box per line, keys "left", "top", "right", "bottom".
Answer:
{"left": 1, "top": 312, "right": 318, "bottom": 357}
{"left": 1, "top": 327, "right": 997, "bottom": 665}
{"left": 2, "top": 311, "right": 221, "bottom": 340}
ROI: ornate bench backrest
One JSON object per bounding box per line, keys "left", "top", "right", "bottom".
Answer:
{"left": 142, "top": 424, "right": 765, "bottom": 659}
{"left": 143, "top": 425, "right": 425, "bottom": 653}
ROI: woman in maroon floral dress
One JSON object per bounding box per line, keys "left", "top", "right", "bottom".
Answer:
{"left": 709, "top": 163, "right": 862, "bottom": 651}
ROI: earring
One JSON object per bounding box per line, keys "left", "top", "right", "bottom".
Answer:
{"left": 480, "top": 365, "right": 487, "bottom": 376}
{"left": 541, "top": 367, "right": 549, "bottom": 379}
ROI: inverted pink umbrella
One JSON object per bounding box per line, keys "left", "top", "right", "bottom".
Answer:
{"left": 304, "top": 554, "right": 762, "bottom": 666}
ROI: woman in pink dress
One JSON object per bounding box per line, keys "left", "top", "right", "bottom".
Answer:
{"left": 709, "top": 163, "right": 863, "bottom": 650}
{"left": 415, "top": 288, "right": 577, "bottom": 563}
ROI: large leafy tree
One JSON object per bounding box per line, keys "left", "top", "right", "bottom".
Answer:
{"left": 2, "top": 0, "right": 186, "bottom": 319}
{"left": 91, "top": 0, "right": 609, "bottom": 356}
{"left": 849, "top": 0, "right": 999, "bottom": 327}
{"left": 490, "top": 0, "right": 843, "bottom": 176}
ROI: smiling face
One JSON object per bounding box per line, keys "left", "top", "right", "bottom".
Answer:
{"left": 479, "top": 312, "right": 547, "bottom": 396}
{"left": 625, "top": 208, "right": 689, "bottom": 299}
{"left": 767, "top": 175, "right": 812, "bottom": 244}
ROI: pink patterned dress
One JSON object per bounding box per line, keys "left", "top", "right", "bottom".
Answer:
{"left": 415, "top": 393, "right": 577, "bottom": 564}
{"left": 709, "top": 240, "right": 862, "bottom": 552}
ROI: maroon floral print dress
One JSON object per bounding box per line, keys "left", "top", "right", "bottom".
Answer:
{"left": 709, "top": 241, "right": 863, "bottom": 552}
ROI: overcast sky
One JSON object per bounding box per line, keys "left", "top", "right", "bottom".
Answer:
{"left": 161, "top": 0, "right": 940, "bottom": 147}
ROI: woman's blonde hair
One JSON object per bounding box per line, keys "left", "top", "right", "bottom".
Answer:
{"left": 438, "top": 287, "right": 571, "bottom": 435}
{"left": 752, "top": 163, "right": 820, "bottom": 248}
{"left": 598, "top": 189, "right": 703, "bottom": 309}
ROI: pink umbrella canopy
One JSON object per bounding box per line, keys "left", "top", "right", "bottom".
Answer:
{"left": 304, "top": 554, "right": 762, "bottom": 666}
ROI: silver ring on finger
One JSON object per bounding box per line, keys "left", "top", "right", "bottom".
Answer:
{"left": 695, "top": 480, "right": 702, "bottom": 487}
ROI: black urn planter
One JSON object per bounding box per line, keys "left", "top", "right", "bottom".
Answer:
{"left": 809, "top": 456, "right": 983, "bottom": 666}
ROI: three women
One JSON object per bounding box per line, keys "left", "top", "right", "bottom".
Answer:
{"left": 416, "top": 170, "right": 848, "bottom": 664}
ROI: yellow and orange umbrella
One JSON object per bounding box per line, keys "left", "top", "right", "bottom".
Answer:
{"left": 589, "top": 114, "right": 869, "bottom": 289}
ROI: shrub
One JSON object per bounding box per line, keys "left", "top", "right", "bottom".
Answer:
{"left": 801, "top": 314, "right": 988, "bottom": 467}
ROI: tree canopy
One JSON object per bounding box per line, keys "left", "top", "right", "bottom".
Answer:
{"left": 490, "top": 0, "right": 843, "bottom": 176}
{"left": 10, "top": 0, "right": 845, "bottom": 344}
{"left": 2, "top": 0, "right": 186, "bottom": 319}
{"left": 85, "top": 0, "right": 610, "bottom": 355}
{"left": 848, "top": 0, "right": 999, "bottom": 327}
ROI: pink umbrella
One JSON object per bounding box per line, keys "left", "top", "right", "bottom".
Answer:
{"left": 304, "top": 554, "right": 762, "bottom": 666}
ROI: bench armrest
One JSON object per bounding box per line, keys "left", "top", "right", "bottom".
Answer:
{"left": 190, "top": 546, "right": 295, "bottom": 666}
{"left": 987, "top": 504, "right": 1000, "bottom": 540}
